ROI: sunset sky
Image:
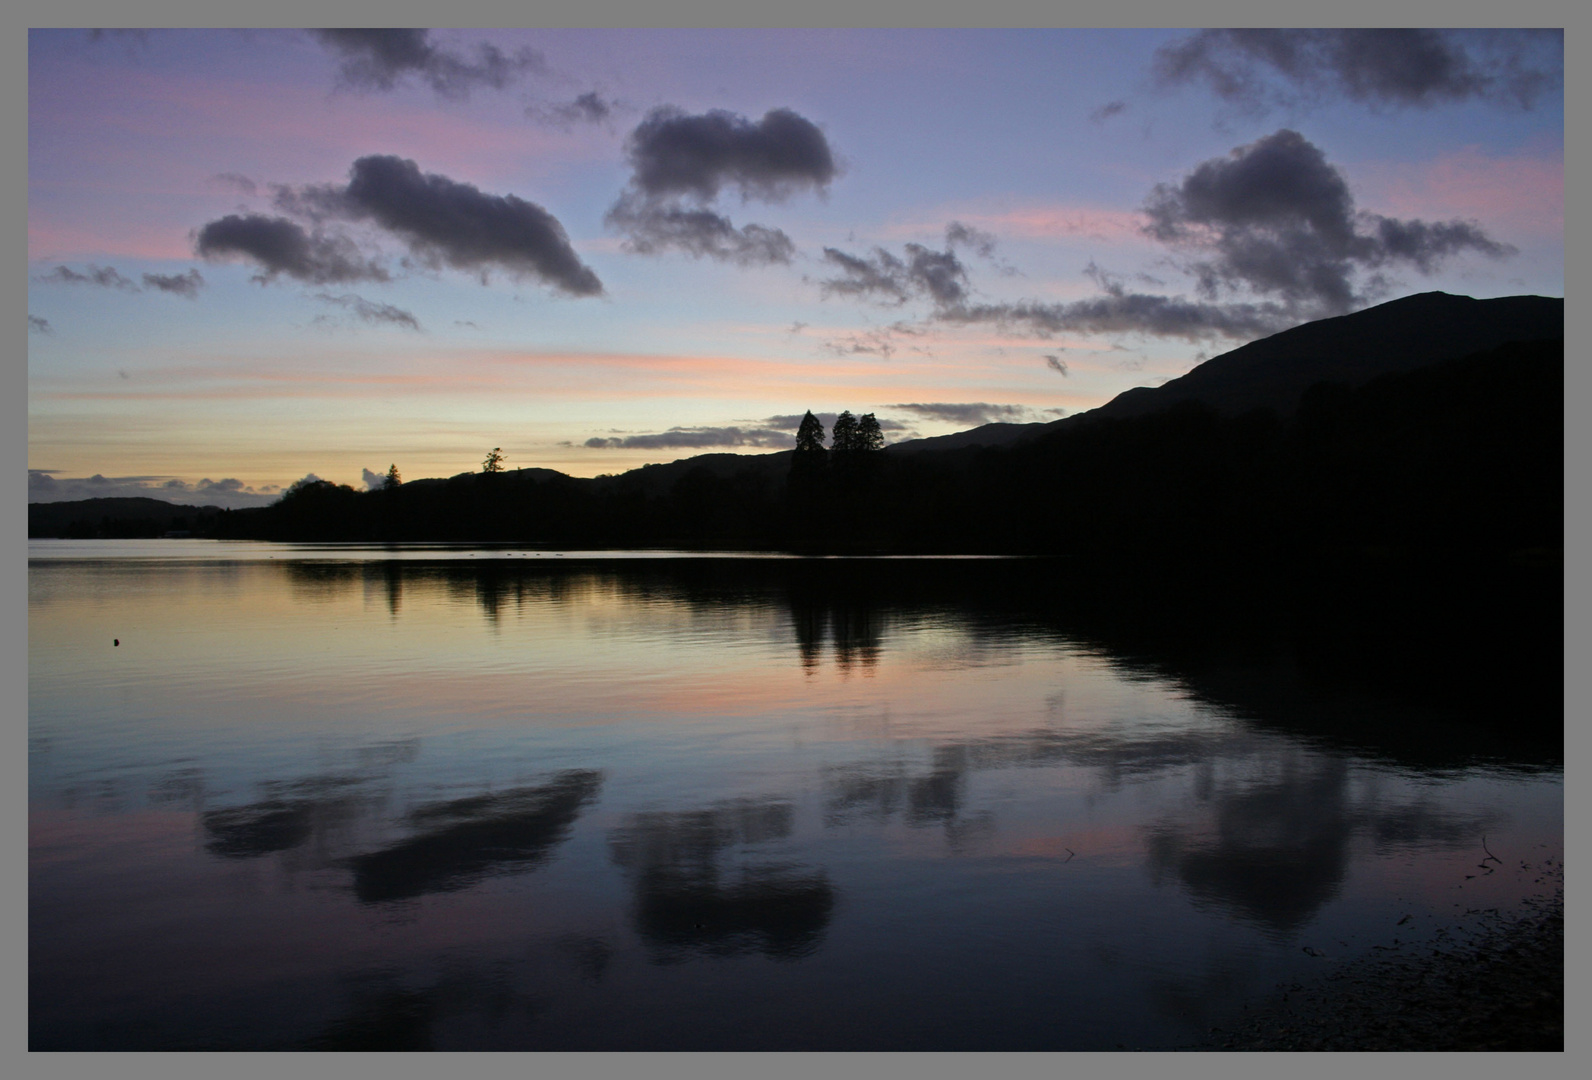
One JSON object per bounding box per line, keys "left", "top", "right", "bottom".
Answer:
{"left": 27, "top": 27, "right": 1563, "bottom": 507}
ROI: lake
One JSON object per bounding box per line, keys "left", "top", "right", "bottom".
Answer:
{"left": 28, "top": 541, "right": 1562, "bottom": 1050}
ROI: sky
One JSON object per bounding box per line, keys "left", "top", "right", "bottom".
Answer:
{"left": 26, "top": 27, "right": 1564, "bottom": 508}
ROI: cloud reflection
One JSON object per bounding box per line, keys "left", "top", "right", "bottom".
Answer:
{"left": 349, "top": 770, "right": 603, "bottom": 903}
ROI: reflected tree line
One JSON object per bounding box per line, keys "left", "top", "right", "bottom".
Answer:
{"left": 274, "top": 554, "right": 1560, "bottom": 767}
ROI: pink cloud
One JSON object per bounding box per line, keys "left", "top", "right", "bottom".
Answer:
{"left": 1354, "top": 147, "right": 1563, "bottom": 240}
{"left": 30, "top": 52, "right": 606, "bottom": 261}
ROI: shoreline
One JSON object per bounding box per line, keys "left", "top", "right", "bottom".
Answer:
{"left": 1186, "top": 859, "right": 1563, "bottom": 1052}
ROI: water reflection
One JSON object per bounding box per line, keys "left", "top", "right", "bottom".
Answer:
{"left": 609, "top": 799, "right": 836, "bottom": 961}
{"left": 350, "top": 770, "right": 603, "bottom": 903}
{"left": 302, "top": 961, "right": 529, "bottom": 1051}
{"left": 252, "top": 556, "right": 1559, "bottom": 771}
{"left": 28, "top": 551, "right": 1561, "bottom": 1050}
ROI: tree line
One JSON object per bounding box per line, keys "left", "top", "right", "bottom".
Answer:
{"left": 39, "top": 339, "right": 1560, "bottom": 571}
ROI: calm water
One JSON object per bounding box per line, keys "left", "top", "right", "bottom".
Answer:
{"left": 29, "top": 541, "right": 1562, "bottom": 1050}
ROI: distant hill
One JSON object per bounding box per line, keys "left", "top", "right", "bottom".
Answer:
{"left": 29, "top": 497, "right": 229, "bottom": 538}
{"left": 1077, "top": 291, "right": 1561, "bottom": 423}
{"left": 29, "top": 291, "right": 1561, "bottom": 558}
{"left": 884, "top": 291, "right": 1562, "bottom": 453}
{"left": 885, "top": 421, "right": 1050, "bottom": 455}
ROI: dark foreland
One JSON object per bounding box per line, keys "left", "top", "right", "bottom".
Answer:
{"left": 32, "top": 291, "right": 1562, "bottom": 572}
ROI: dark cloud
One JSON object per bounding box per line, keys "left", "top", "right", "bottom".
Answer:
{"left": 311, "top": 29, "right": 544, "bottom": 99}
{"left": 529, "top": 90, "right": 615, "bottom": 128}
{"left": 36, "top": 264, "right": 206, "bottom": 300}
{"left": 1154, "top": 29, "right": 1562, "bottom": 113}
{"left": 944, "top": 221, "right": 998, "bottom": 259}
{"left": 890, "top": 403, "right": 1035, "bottom": 426}
{"left": 274, "top": 155, "right": 603, "bottom": 295}
{"left": 939, "top": 293, "right": 1296, "bottom": 342}
{"left": 1142, "top": 128, "right": 1515, "bottom": 315}
{"left": 86, "top": 29, "right": 151, "bottom": 51}
{"left": 818, "top": 325, "right": 924, "bottom": 359}
{"left": 142, "top": 269, "right": 205, "bottom": 298}
{"left": 209, "top": 172, "right": 258, "bottom": 196}
{"left": 36, "top": 264, "right": 139, "bottom": 291}
{"left": 819, "top": 243, "right": 969, "bottom": 305}
{"left": 818, "top": 234, "right": 1293, "bottom": 343}
{"left": 624, "top": 106, "right": 836, "bottom": 202}
{"left": 584, "top": 426, "right": 793, "bottom": 450}
{"left": 195, "top": 213, "right": 389, "bottom": 284}
{"left": 605, "top": 194, "right": 795, "bottom": 266}
{"left": 313, "top": 291, "right": 422, "bottom": 331}
{"left": 608, "top": 106, "right": 834, "bottom": 264}
{"left": 817, "top": 132, "right": 1514, "bottom": 345}
{"left": 29, "top": 315, "right": 51, "bottom": 334}
{"left": 1089, "top": 100, "right": 1128, "bottom": 123}
{"left": 1044, "top": 355, "right": 1069, "bottom": 376}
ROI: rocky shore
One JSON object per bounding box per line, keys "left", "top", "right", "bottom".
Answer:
{"left": 1193, "top": 859, "right": 1563, "bottom": 1052}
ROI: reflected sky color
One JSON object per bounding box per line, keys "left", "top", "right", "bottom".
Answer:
{"left": 30, "top": 547, "right": 1561, "bottom": 1050}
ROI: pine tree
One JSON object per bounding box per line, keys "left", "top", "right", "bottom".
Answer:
{"left": 482, "top": 447, "right": 504, "bottom": 473}
{"left": 795, "top": 410, "right": 826, "bottom": 453}
{"left": 831, "top": 411, "right": 858, "bottom": 453}
{"left": 383, "top": 464, "right": 401, "bottom": 489}
{"left": 856, "top": 413, "right": 884, "bottom": 451}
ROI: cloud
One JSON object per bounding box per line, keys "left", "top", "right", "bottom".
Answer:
{"left": 817, "top": 324, "right": 929, "bottom": 359}
{"left": 890, "top": 403, "right": 1036, "bottom": 426}
{"left": 1142, "top": 128, "right": 1515, "bottom": 314}
{"left": 606, "top": 194, "right": 796, "bottom": 266}
{"left": 944, "top": 221, "right": 999, "bottom": 259}
{"left": 1154, "top": 29, "right": 1562, "bottom": 113}
{"left": 142, "top": 269, "right": 205, "bottom": 298}
{"left": 819, "top": 243, "right": 969, "bottom": 305}
{"left": 938, "top": 293, "right": 1297, "bottom": 342}
{"left": 29, "top": 315, "right": 51, "bottom": 334}
{"left": 209, "top": 172, "right": 258, "bottom": 196}
{"left": 28, "top": 469, "right": 280, "bottom": 509}
{"left": 36, "top": 264, "right": 207, "bottom": 300}
{"left": 1090, "top": 100, "right": 1128, "bottom": 123}
{"left": 275, "top": 155, "right": 603, "bottom": 295}
{"left": 36, "top": 264, "right": 139, "bottom": 291}
{"left": 195, "top": 213, "right": 389, "bottom": 284}
{"left": 818, "top": 132, "right": 1515, "bottom": 345}
{"left": 583, "top": 426, "right": 793, "bottom": 450}
{"left": 362, "top": 468, "right": 386, "bottom": 491}
{"left": 313, "top": 292, "right": 422, "bottom": 331}
{"left": 608, "top": 105, "right": 835, "bottom": 264}
{"left": 818, "top": 235, "right": 1294, "bottom": 343}
{"left": 1045, "top": 355, "right": 1069, "bottom": 376}
{"left": 285, "top": 473, "right": 326, "bottom": 494}
{"left": 624, "top": 106, "right": 836, "bottom": 202}
{"left": 311, "top": 29, "right": 544, "bottom": 99}
{"left": 528, "top": 90, "right": 615, "bottom": 128}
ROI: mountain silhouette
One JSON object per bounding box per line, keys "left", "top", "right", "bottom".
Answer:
{"left": 30, "top": 291, "right": 1562, "bottom": 563}
{"left": 884, "top": 291, "right": 1561, "bottom": 452}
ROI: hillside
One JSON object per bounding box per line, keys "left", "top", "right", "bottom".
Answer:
{"left": 883, "top": 291, "right": 1563, "bottom": 453}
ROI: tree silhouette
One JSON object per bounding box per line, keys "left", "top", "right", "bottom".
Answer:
{"left": 856, "top": 413, "right": 884, "bottom": 451}
{"left": 831, "top": 411, "right": 858, "bottom": 453}
{"left": 383, "top": 464, "right": 402, "bottom": 490}
{"left": 482, "top": 448, "right": 504, "bottom": 473}
{"left": 795, "top": 411, "right": 826, "bottom": 453}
